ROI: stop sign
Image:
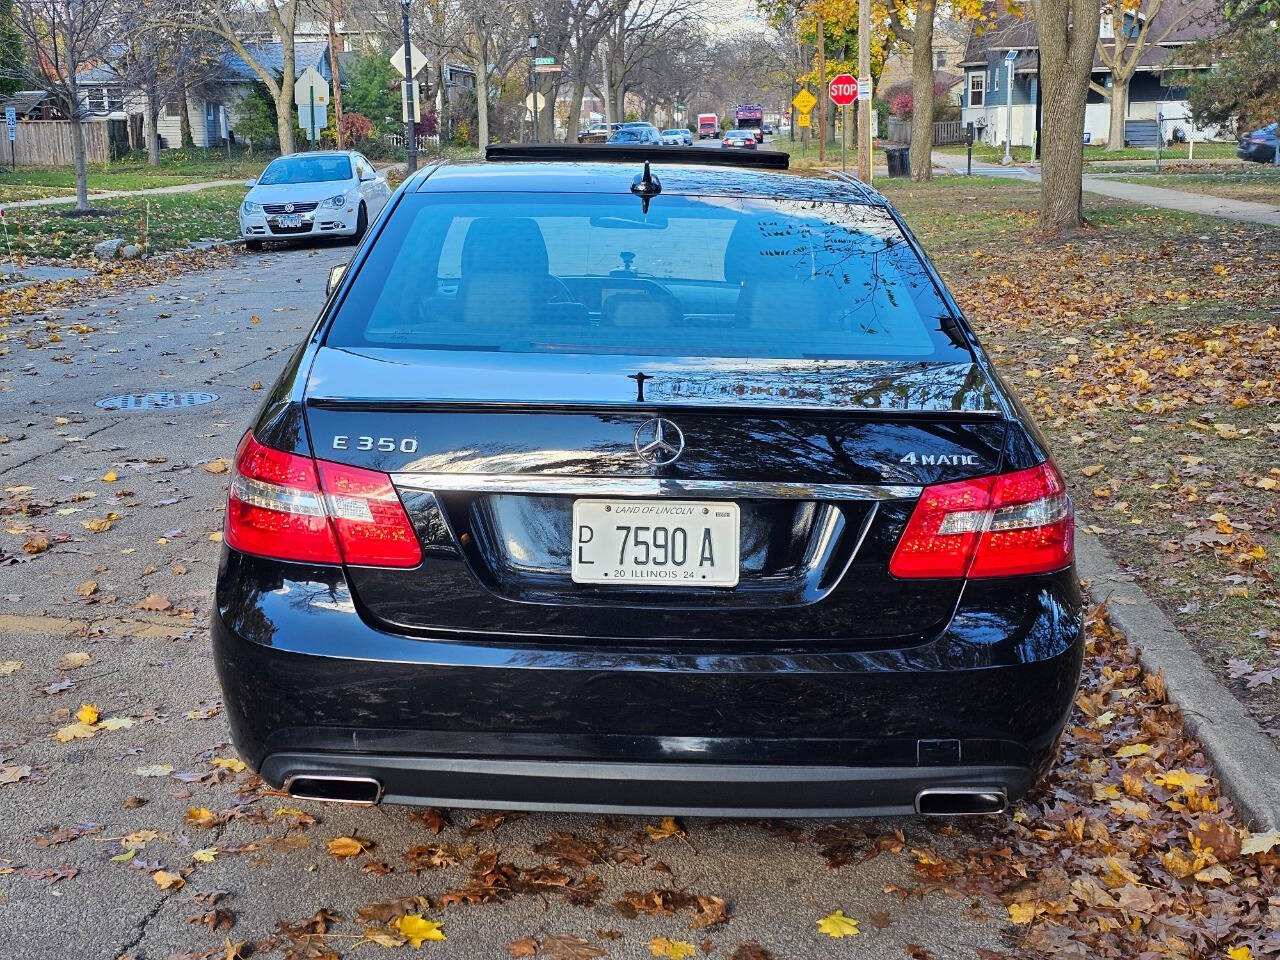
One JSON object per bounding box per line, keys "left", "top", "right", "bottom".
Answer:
{"left": 829, "top": 74, "right": 858, "bottom": 107}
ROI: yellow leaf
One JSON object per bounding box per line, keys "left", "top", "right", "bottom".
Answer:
{"left": 122, "top": 829, "right": 159, "bottom": 849}
{"left": 649, "top": 938, "right": 697, "bottom": 959}
{"left": 0, "top": 660, "right": 20, "bottom": 675}
{"left": 203, "top": 458, "right": 231, "bottom": 474}
{"left": 645, "top": 815, "right": 685, "bottom": 841}
{"left": 1116, "top": 742, "right": 1151, "bottom": 758}
{"left": 817, "top": 909, "right": 860, "bottom": 938}
{"left": 99, "top": 716, "right": 134, "bottom": 731}
{"left": 59, "top": 651, "right": 92, "bottom": 669}
{"left": 1194, "top": 863, "right": 1232, "bottom": 884}
{"left": 395, "top": 914, "right": 445, "bottom": 946}
{"left": 211, "top": 756, "right": 246, "bottom": 772}
{"left": 152, "top": 869, "right": 184, "bottom": 890}
{"left": 1241, "top": 830, "right": 1280, "bottom": 856}
{"left": 328, "top": 835, "right": 372, "bottom": 858}
{"left": 1081, "top": 464, "right": 1105, "bottom": 477}
{"left": 186, "top": 807, "right": 218, "bottom": 827}
{"left": 53, "top": 721, "right": 98, "bottom": 742}
{"left": 102, "top": 470, "right": 118, "bottom": 482}
{"left": 76, "top": 703, "right": 100, "bottom": 725}
{"left": 1007, "top": 902, "right": 1038, "bottom": 924}
{"left": 1155, "top": 769, "right": 1209, "bottom": 793}
{"left": 192, "top": 847, "right": 218, "bottom": 863}
{"left": 1227, "top": 947, "right": 1253, "bottom": 960}
{"left": 134, "top": 764, "right": 173, "bottom": 777}
{"left": 249, "top": 315, "right": 261, "bottom": 324}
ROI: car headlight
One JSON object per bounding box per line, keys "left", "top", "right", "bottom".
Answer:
{"left": 323, "top": 193, "right": 346, "bottom": 209}
{"left": 242, "top": 200, "right": 262, "bottom": 214}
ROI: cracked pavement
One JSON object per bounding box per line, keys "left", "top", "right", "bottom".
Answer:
{"left": 0, "top": 244, "right": 1017, "bottom": 960}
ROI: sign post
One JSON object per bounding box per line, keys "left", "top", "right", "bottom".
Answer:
{"left": 390, "top": 39, "right": 426, "bottom": 171}
{"left": 1003, "top": 50, "right": 1017, "bottom": 166}
{"left": 294, "top": 67, "right": 330, "bottom": 150}
{"left": 828, "top": 74, "right": 857, "bottom": 173}
{"left": 793, "top": 88, "right": 815, "bottom": 160}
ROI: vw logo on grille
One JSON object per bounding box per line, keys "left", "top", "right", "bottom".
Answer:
{"left": 284, "top": 203, "right": 295, "bottom": 213}
{"left": 633, "top": 418, "right": 685, "bottom": 466}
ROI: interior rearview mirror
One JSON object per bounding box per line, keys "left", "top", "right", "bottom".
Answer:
{"left": 327, "top": 263, "right": 348, "bottom": 297}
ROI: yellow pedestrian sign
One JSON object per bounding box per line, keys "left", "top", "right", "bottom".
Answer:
{"left": 792, "top": 88, "right": 817, "bottom": 115}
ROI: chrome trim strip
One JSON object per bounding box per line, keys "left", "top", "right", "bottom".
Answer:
{"left": 390, "top": 473, "right": 922, "bottom": 501}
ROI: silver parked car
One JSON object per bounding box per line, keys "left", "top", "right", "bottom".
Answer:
{"left": 661, "top": 128, "right": 694, "bottom": 145}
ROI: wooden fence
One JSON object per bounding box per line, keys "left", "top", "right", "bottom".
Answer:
{"left": 2, "top": 120, "right": 111, "bottom": 167}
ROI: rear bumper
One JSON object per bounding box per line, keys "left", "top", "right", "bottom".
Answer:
{"left": 213, "top": 550, "right": 1083, "bottom": 815}
{"left": 264, "top": 753, "right": 1029, "bottom": 817}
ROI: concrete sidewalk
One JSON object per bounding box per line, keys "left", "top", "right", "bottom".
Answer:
{"left": 0, "top": 177, "right": 245, "bottom": 210}
{"left": 931, "top": 150, "right": 1280, "bottom": 227}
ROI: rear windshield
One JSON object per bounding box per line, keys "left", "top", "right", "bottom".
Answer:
{"left": 259, "top": 155, "right": 352, "bottom": 185}
{"left": 325, "top": 190, "right": 968, "bottom": 361}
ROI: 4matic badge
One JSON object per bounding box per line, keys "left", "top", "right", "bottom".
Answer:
{"left": 900, "top": 452, "right": 981, "bottom": 467}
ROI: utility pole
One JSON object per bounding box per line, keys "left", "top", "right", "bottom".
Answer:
{"left": 816, "top": 9, "right": 825, "bottom": 162}
{"left": 327, "top": 0, "right": 345, "bottom": 149}
{"left": 400, "top": 0, "right": 416, "bottom": 172}
{"left": 857, "top": 0, "right": 870, "bottom": 181}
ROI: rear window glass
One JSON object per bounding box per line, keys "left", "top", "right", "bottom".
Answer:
{"left": 325, "top": 191, "right": 968, "bottom": 361}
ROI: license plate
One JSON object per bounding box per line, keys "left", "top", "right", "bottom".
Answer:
{"left": 571, "top": 499, "right": 740, "bottom": 587}
{"left": 277, "top": 214, "right": 303, "bottom": 228}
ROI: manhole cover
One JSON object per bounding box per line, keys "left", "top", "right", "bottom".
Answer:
{"left": 96, "top": 392, "right": 219, "bottom": 411}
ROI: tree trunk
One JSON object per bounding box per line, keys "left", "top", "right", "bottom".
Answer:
{"left": 909, "top": 0, "right": 937, "bottom": 180}
{"left": 179, "top": 93, "right": 195, "bottom": 147}
{"left": 474, "top": 46, "right": 489, "bottom": 148}
{"left": 68, "top": 82, "right": 89, "bottom": 212}
{"left": 1034, "top": 0, "right": 1100, "bottom": 234}
{"left": 600, "top": 47, "right": 613, "bottom": 125}
{"left": 1105, "top": 75, "right": 1127, "bottom": 150}
{"left": 145, "top": 93, "right": 160, "bottom": 165}
{"left": 565, "top": 76, "right": 586, "bottom": 142}
{"left": 277, "top": 53, "right": 297, "bottom": 154}
{"left": 328, "top": 8, "right": 345, "bottom": 148}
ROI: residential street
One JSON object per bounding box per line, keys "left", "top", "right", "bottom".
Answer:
{"left": 0, "top": 245, "right": 1014, "bottom": 960}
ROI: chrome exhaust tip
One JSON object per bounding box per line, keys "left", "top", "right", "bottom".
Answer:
{"left": 914, "top": 786, "right": 1008, "bottom": 816}
{"left": 283, "top": 774, "right": 383, "bottom": 806}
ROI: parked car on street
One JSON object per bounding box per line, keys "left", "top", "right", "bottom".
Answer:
{"left": 578, "top": 122, "right": 611, "bottom": 143}
{"left": 215, "top": 142, "right": 1082, "bottom": 818}
{"left": 240, "top": 151, "right": 390, "bottom": 251}
{"left": 762, "top": 123, "right": 774, "bottom": 137}
{"left": 662, "top": 128, "right": 694, "bottom": 145}
{"left": 721, "top": 129, "right": 758, "bottom": 149}
{"left": 608, "top": 124, "right": 662, "bottom": 145}
{"left": 1237, "top": 123, "right": 1278, "bottom": 164}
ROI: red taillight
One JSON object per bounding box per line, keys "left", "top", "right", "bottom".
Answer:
{"left": 224, "top": 432, "right": 421, "bottom": 568}
{"left": 315, "top": 459, "right": 422, "bottom": 567}
{"left": 889, "top": 462, "right": 1073, "bottom": 579}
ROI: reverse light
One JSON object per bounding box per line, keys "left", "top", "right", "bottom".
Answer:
{"left": 224, "top": 433, "right": 421, "bottom": 568}
{"left": 889, "top": 462, "right": 1073, "bottom": 579}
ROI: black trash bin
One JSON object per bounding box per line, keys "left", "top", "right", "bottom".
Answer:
{"left": 886, "top": 145, "right": 910, "bottom": 177}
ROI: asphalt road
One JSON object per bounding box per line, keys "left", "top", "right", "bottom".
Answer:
{"left": 0, "top": 243, "right": 1016, "bottom": 960}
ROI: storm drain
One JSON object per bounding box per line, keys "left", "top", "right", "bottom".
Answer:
{"left": 96, "top": 392, "right": 219, "bottom": 411}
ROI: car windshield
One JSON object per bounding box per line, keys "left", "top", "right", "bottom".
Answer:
{"left": 609, "top": 130, "right": 646, "bottom": 142}
{"left": 258, "top": 155, "right": 352, "bottom": 185}
{"left": 325, "top": 191, "right": 969, "bottom": 362}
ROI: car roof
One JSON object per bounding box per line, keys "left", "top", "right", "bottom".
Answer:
{"left": 411, "top": 160, "right": 886, "bottom": 207}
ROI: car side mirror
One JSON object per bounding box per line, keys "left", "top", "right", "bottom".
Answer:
{"left": 327, "top": 263, "right": 348, "bottom": 297}
{"left": 244, "top": 178, "right": 257, "bottom": 188}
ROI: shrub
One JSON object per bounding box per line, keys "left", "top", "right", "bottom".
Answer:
{"left": 341, "top": 112, "right": 374, "bottom": 142}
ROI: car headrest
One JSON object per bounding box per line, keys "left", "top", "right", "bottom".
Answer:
{"left": 461, "top": 217, "right": 549, "bottom": 274}
{"left": 723, "top": 215, "right": 814, "bottom": 283}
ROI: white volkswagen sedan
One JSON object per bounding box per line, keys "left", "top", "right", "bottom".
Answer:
{"left": 240, "top": 151, "right": 392, "bottom": 250}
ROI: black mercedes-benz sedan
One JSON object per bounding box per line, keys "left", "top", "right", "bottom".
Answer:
{"left": 213, "top": 144, "right": 1082, "bottom": 818}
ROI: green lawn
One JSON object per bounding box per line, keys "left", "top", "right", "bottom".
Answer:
{"left": 0, "top": 149, "right": 272, "bottom": 203}
{"left": 1105, "top": 167, "right": 1280, "bottom": 204}
{"left": 935, "top": 140, "right": 1240, "bottom": 164}
{"left": 6, "top": 185, "right": 247, "bottom": 260}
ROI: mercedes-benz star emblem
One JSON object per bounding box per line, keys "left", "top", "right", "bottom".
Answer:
{"left": 284, "top": 203, "right": 295, "bottom": 213}
{"left": 633, "top": 418, "right": 685, "bottom": 466}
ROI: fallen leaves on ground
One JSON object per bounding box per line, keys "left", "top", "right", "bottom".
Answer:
{"left": 817, "top": 909, "right": 860, "bottom": 938}
{"left": 327, "top": 835, "right": 374, "bottom": 858}
{"left": 394, "top": 913, "right": 445, "bottom": 946}
{"left": 649, "top": 937, "right": 697, "bottom": 959}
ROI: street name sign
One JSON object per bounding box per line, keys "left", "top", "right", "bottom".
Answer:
{"left": 857, "top": 78, "right": 872, "bottom": 101}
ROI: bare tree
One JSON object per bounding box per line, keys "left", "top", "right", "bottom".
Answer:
{"left": 561, "top": 0, "right": 608, "bottom": 141}
{"left": 10, "top": 0, "right": 128, "bottom": 210}
{"left": 1030, "top": 0, "right": 1101, "bottom": 233}
{"left": 186, "top": 0, "right": 311, "bottom": 154}
{"left": 599, "top": 0, "right": 703, "bottom": 122}
{"left": 1091, "top": 0, "right": 1199, "bottom": 150}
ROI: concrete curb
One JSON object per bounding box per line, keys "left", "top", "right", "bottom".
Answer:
{"left": 1075, "top": 531, "right": 1280, "bottom": 831}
